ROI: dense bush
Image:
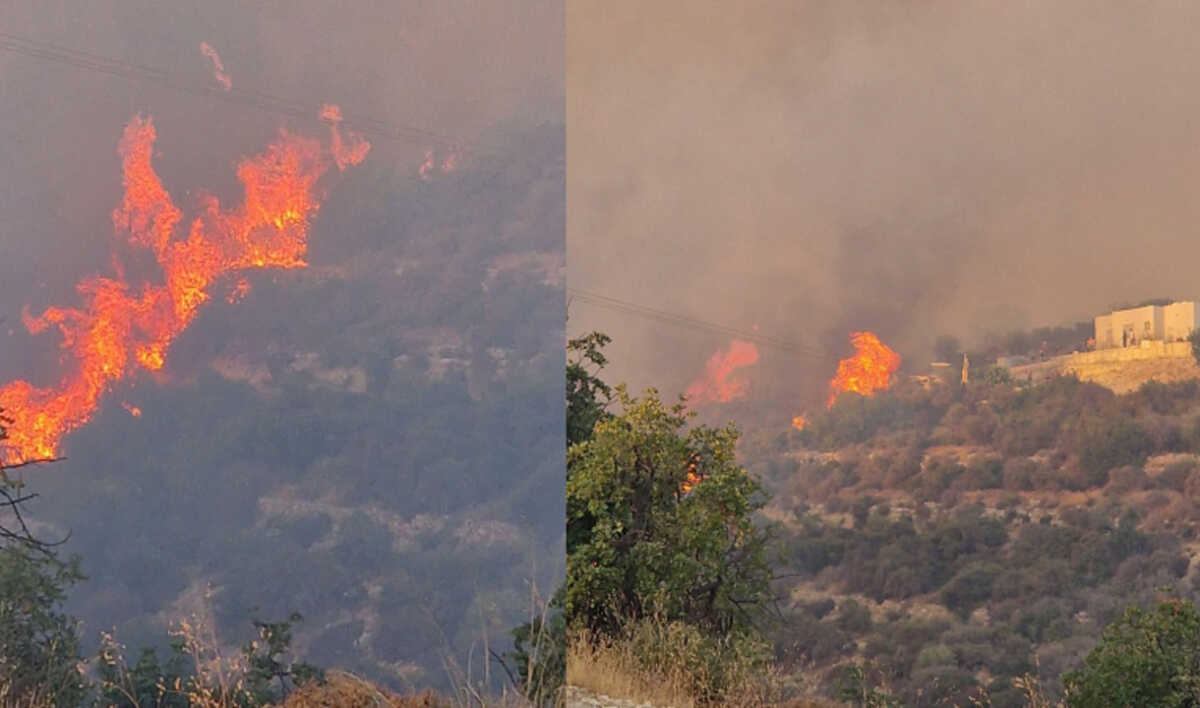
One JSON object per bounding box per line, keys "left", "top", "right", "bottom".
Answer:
{"left": 759, "top": 349, "right": 1200, "bottom": 703}
{"left": 775, "top": 495, "right": 1191, "bottom": 703}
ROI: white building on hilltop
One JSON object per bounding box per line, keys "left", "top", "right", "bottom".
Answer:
{"left": 1094, "top": 301, "right": 1199, "bottom": 349}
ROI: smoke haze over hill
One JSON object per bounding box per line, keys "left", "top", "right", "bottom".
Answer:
{"left": 569, "top": 0, "right": 1200, "bottom": 410}
{"left": 0, "top": 0, "right": 563, "bottom": 694}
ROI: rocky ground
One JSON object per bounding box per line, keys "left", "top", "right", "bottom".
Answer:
{"left": 564, "top": 686, "right": 657, "bottom": 708}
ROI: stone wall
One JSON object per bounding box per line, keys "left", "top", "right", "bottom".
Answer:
{"left": 1008, "top": 340, "right": 1200, "bottom": 393}
{"left": 1068, "top": 339, "right": 1192, "bottom": 365}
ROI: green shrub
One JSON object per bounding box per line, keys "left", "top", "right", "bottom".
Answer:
{"left": 1078, "top": 419, "right": 1153, "bottom": 486}
{"left": 1064, "top": 596, "right": 1200, "bottom": 707}
{"left": 940, "top": 562, "right": 1002, "bottom": 619}
{"left": 914, "top": 644, "right": 955, "bottom": 669}
{"left": 1158, "top": 459, "right": 1197, "bottom": 492}
{"left": 836, "top": 599, "right": 873, "bottom": 634}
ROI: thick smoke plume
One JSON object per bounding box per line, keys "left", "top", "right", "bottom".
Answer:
{"left": 569, "top": 0, "right": 1200, "bottom": 409}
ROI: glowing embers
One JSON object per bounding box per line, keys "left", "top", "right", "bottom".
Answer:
{"left": 681, "top": 454, "right": 703, "bottom": 494}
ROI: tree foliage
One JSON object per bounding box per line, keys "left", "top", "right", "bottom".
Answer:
{"left": 566, "top": 331, "right": 613, "bottom": 450}
{"left": 566, "top": 385, "right": 773, "bottom": 636}
{"left": 1063, "top": 596, "right": 1200, "bottom": 707}
{"left": 0, "top": 543, "right": 87, "bottom": 706}
{"left": 502, "top": 585, "right": 565, "bottom": 707}
{"left": 94, "top": 613, "right": 323, "bottom": 708}
{"left": 503, "top": 330, "right": 608, "bottom": 706}
{"left": 0, "top": 449, "right": 87, "bottom": 707}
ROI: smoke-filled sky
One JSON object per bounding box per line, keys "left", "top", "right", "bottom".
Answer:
{"left": 569, "top": 0, "right": 1200, "bottom": 408}
{"left": 0, "top": 0, "right": 561, "bottom": 381}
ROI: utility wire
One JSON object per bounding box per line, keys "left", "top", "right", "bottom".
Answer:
{"left": 0, "top": 29, "right": 543, "bottom": 215}
{"left": 0, "top": 29, "right": 497, "bottom": 157}
{"left": 567, "top": 287, "right": 833, "bottom": 360}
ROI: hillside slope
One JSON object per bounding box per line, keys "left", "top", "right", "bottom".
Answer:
{"left": 741, "top": 372, "right": 1200, "bottom": 706}
{"left": 11, "top": 120, "right": 565, "bottom": 696}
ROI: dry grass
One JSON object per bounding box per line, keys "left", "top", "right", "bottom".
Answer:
{"left": 565, "top": 626, "right": 828, "bottom": 708}
{"left": 276, "top": 670, "right": 450, "bottom": 707}
{"left": 0, "top": 684, "right": 52, "bottom": 708}
{"left": 95, "top": 609, "right": 474, "bottom": 708}
{"left": 566, "top": 634, "right": 696, "bottom": 708}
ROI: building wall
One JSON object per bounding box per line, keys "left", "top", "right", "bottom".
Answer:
{"left": 1104, "top": 305, "right": 1162, "bottom": 347}
{"left": 1094, "top": 314, "right": 1114, "bottom": 348}
{"left": 1164, "top": 301, "right": 1198, "bottom": 342}
{"left": 1091, "top": 302, "right": 1198, "bottom": 350}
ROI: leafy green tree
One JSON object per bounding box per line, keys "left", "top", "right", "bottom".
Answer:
{"left": 984, "top": 365, "right": 1014, "bottom": 385}
{"left": 242, "top": 612, "right": 324, "bottom": 702}
{"left": 0, "top": 453, "right": 88, "bottom": 707}
{"left": 566, "top": 331, "right": 613, "bottom": 449}
{"left": 0, "top": 543, "right": 87, "bottom": 705}
{"left": 504, "top": 330, "right": 611, "bottom": 706}
{"left": 566, "top": 385, "right": 773, "bottom": 636}
{"left": 94, "top": 613, "right": 322, "bottom": 708}
{"left": 95, "top": 635, "right": 191, "bottom": 708}
{"left": 1062, "top": 596, "right": 1200, "bottom": 707}
{"left": 1078, "top": 418, "right": 1153, "bottom": 486}
{"left": 501, "top": 585, "right": 565, "bottom": 707}
{"left": 834, "top": 663, "right": 901, "bottom": 707}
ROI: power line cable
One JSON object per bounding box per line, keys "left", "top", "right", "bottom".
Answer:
{"left": 0, "top": 31, "right": 557, "bottom": 288}
{"left": 566, "top": 287, "right": 833, "bottom": 360}
{"left": 0, "top": 28, "right": 543, "bottom": 214}
{"left": 0, "top": 29, "right": 498, "bottom": 158}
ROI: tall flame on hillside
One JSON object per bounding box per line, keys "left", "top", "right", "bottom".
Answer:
{"left": 0, "top": 108, "right": 369, "bottom": 464}
{"left": 684, "top": 340, "right": 759, "bottom": 405}
{"left": 827, "top": 332, "right": 900, "bottom": 408}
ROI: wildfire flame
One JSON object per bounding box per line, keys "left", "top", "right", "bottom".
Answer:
{"left": 681, "top": 454, "right": 702, "bottom": 494}
{"left": 199, "top": 41, "right": 232, "bottom": 91}
{"left": 226, "top": 278, "right": 251, "bottom": 304}
{"left": 684, "top": 340, "right": 759, "bottom": 405}
{"left": 418, "top": 150, "right": 435, "bottom": 180}
{"left": 418, "top": 147, "right": 460, "bottom": 180}
{"left": 121, "top": 402, "right": 142, "bottom": 418}
{"left": 319, "top": 104, "right": 371, "bottom": 171}
{"left": 792, "top": 414, "right": 808, "bottom": 431}
{"left": 0, "top": 107, "right": 369, "bottom": 464}
{"left": 827, "top": 331, "right": 900, "bottom": 408}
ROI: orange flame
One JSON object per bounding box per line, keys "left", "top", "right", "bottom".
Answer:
{"left": 792, "top": 414, "right": 808, "bottom": 431}
{"left": 418, "top": 149, "right": 435, "bottom": 180}
{"left": 418, "top": 147, "right": 460, "bottom": 180}
{"left": 685, "top": 340, "right": 759, "bottom": 405}
{"left": 680, "top": 454, "right": 702, "bottom": 494}
{"left": 0, "top": 107, "right": 369, "bottom": 463}
{"left": 827, "top": 331, "right": 900, "bottom": 408}
{"left": 319, "top": 104, "right": 371, "bottom": 171}
{"left": 199, "top": 41, "right": 232, "bottom": 91}
{"left": 226, "top": 277, "right": 251, "bottom": 304}
{"left": 121, "top": 402, "right": 142, "bottom": 418}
